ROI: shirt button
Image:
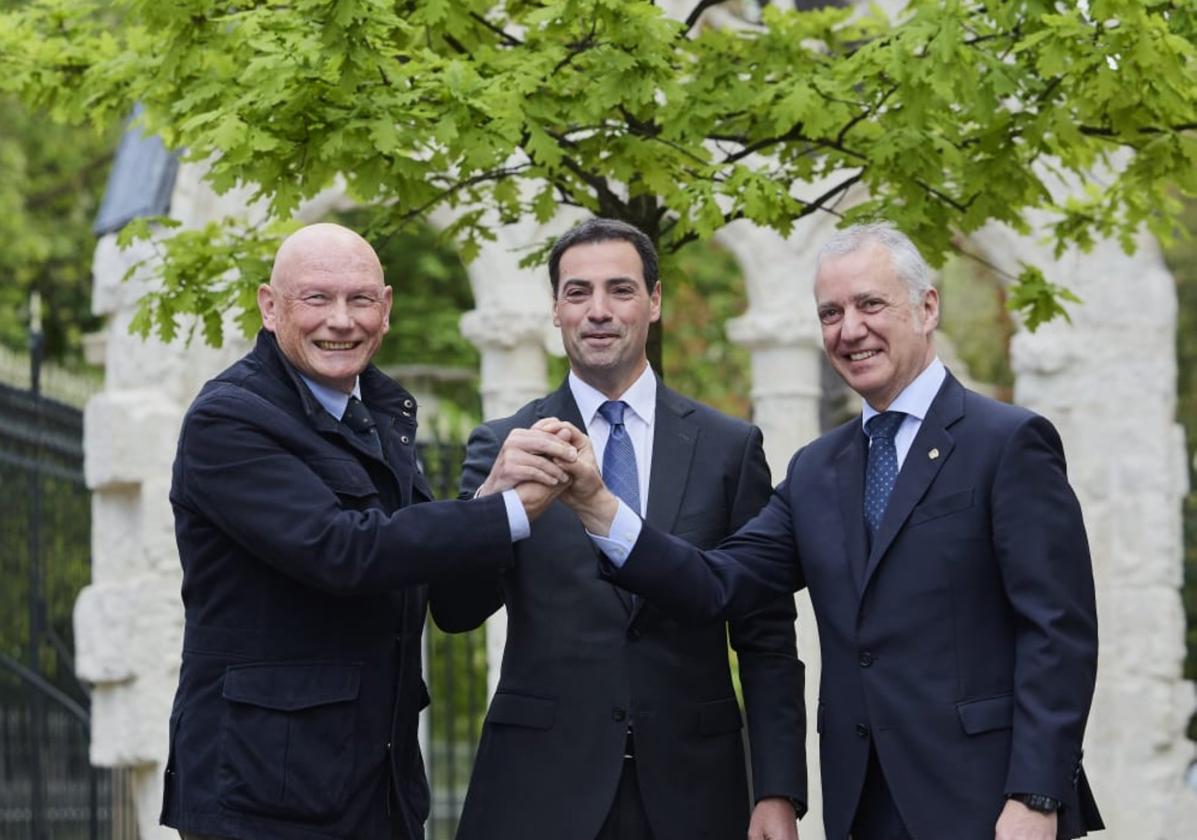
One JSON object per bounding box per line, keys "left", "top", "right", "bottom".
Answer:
{"left": 855, "top": 723, "right": 869, "bottom": 738}
{"left": 858, "top": 651, "right": 874, "bottom": 668}
{"left": 403, "top": 398, "right": 414, "bottom": 409}
{"left": 611, "top": 707, "right": 627, "bottom": 722}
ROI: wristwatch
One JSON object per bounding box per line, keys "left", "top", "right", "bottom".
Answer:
{"left": 1009, "top": 793, "right": 1060, "bottom": 813}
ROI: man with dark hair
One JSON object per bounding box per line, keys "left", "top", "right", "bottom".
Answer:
{"left": 433, "top": 217, "right": 806, "bottom": 840}
{"left": 161, "top": 223, "right": 572, "bottom": 840}
{"left": 558, "top": 222, "right": 1103, "bottom": 840}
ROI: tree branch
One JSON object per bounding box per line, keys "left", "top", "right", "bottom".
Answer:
{"left": 469, "top": 11, "right": 523, "bottom": 47}
{"left": 395, "top": 164, "right": 531, "bottom": 224}
{"left": 684, "top": 0, "right": 730, "bottom": 34}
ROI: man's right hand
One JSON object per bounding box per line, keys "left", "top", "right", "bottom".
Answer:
{"left": 476, "top": 422, "right": 578, "bottom": 498}
{"left": 533, "top": 420, "right": 619, "bottom": 536}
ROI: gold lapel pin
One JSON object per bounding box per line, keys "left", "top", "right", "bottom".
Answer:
{"left": 928, "top": 448, "right": 940, "bottom": 460}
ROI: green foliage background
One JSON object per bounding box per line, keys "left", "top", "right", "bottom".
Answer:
{"left": 3, "top": 0, "right": 1194, "bottom": 342}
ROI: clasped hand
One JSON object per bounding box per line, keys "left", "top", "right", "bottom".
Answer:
{"left": 477, "top": 418, "right": 607, "bottom": 521}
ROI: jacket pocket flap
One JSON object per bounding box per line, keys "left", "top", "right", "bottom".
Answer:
{"left": 911, "top": 488, "right": 974, "bottom": 525}
{"left": 956, "top": 693, "right": 1013, "bottom": 734}
{"left": 309, "top": 457, "right": 376, "bottom": 498}
{"left": 222, "top": 663, "right": 361, "bottom": 711}
{"left": 698, "top": 697, "right": 743, "bottom": 735}
{"left": 487, "top": 692, "right": 556, "bottom": 729}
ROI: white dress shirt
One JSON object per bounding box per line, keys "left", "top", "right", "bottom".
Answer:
{"left": 568, "top": 366, "right": 657, "bottom": 516}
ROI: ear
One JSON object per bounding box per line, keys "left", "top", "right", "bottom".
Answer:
{"left": 381, "top": 285, "right": 393, "bottom": 333}
{"left": 921, "top": 287, "right": 940, "bottom": 333}
{"left": 552, "top": 296, "right": 562, "bottom": 328}
{"left": 649, "top": 281, "right": 662, "bottom": 324}
{"left": 257, "top": 284, "right": 277, "bottom": 331}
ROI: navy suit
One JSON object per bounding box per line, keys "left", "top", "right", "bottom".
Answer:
{"left": 610, "top": 373, "right": 1102, "bottom": 839}
{"left": 161, "top": 332, "right": 514, "bottom": 840}
{"left": 431, "top": 382, "right": 806, "bottom": 840}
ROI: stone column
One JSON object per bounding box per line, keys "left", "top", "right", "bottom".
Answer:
{"left": 720, "top": 215, "right": 833, "bottom": 840}
{"left": 457, "top": 216, "right": 561, "bottom": 696}
{"left": 75, "top": 163, "right": 256, "bottom": 840}
{"left": 976, "top": 221, "right": 1197, "bottom": 837}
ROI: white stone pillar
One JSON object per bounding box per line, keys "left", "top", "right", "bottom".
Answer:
{"left": 76, "top": 163, "right": 256, "bottom": 840}
{"left": 720, "top": 216, "right": 832, "bottom": 840}
{"left": 457, "top": 217, "right": 561, "bottom": 697}
{"left": 976, "top": 222, "right": 1197, "bottom": 837}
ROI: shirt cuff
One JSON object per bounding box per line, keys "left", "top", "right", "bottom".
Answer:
{"left": 501, "top": 488, "right": 531, "bottom": 542}
{"left": 588, "top": 499, "right": 642, "bottom": 567}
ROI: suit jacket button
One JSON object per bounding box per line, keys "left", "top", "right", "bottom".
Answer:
{"left": 858, "top": 651, "right": 874, "bottom": 668}
{"left": 400, "top": 435, "right": 410, "bottom": 445}
{"left": 855, "top": 723, "right": 869, "bottom": 738}
{"left": 612, "top": 707, "right": 627, "bottom": 722}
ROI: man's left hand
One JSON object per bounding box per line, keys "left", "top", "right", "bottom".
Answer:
{"left": 995, "top": 798, "right": 1057, "bottom": 840}
{"left": 748, "top": 797, "right": 798, "bottom": 840}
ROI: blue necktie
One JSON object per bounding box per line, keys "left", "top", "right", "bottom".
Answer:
{"left": 864, "top": 411, "right": 905, "bottom": 540}
{"left": 598, "top": 400, "right": 641, "bottom": 515}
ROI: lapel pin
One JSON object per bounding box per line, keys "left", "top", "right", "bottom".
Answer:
{"left": 928, "top": 448, "right": 940, "bottom": 460}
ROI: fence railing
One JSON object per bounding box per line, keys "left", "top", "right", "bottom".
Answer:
{"left": 0, "top": 379, "right": 137, "bottom": 840}
{"left": 0, "top": 375, "right": 489, "bottom": 840}
{"left": 417, "top": 439, "right": 489, "bottom": 840}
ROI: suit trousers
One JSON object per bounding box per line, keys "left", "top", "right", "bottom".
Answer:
{"left": 595, "top": 757, "right": 654, "bottom": 840}
{"left": 850, "top": 745, "right": 913, "bottom": 840}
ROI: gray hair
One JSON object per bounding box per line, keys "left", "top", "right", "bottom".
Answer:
{"left": 816, "top": 222, "right": 933, "bottom": 304}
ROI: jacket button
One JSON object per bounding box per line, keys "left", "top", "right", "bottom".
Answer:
{"left": 403, "top": 398, "right": 414, "bottom": 409}
{"left": 858, "top": 651, "right": 874, "bottom": 668}
{"left": 626, "top": 627, "right": 641, "bottom": 641}
{"left": 400, "top": 435, "right": 410, "bottom": 445}
{"left": 855, "top": 723, "right": 869, "bottom": 738}
{"left": 611, "top": 707, "right": 627, "bottom": 722}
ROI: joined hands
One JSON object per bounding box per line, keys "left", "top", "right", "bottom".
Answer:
{"left": 477, "top": 417, "right": 619, "bottom": 531}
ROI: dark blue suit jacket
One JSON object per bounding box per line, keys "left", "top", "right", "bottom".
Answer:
{"left": 611, "top": 373, "right": 1102, "bottom": 839}
{"left": 161, "top": 332, "right": 514, "bottom": 840}
{"left": 431, "top": 382, "right": 806, "bottom": 840}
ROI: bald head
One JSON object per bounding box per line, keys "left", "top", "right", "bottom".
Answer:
{"left": 270, "top": 223, "right": 384, "bottom": 291}
{"left": 258, "top": 223, "right": 392, "bottom": 393}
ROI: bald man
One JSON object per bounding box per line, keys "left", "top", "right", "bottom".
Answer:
{"left": 160, "top": 224, "right": 574, "bottom": 840}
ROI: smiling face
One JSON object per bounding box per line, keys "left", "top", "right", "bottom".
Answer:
{"left": 553, "top": 239, "right": 661, "bottom": 399}
{"left": 814, "top": 242, "right": 939, "bottom": 411}
{"left": 258, "top": 224, "right": 392, "bottom": 393}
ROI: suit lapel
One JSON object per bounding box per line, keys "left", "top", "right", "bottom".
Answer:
{"left": 860, "top": 375, "right": 965, "bottom": 595}
{"left": 634, "top": 385, "right": 697, "bottom": 625}
{"left": 834, "top": 424, "right": 870, "bottom": 593}
{"left": 644, "top": 386, "right": 697, "bottom": 534}
{"left": 535, "top": 380, "right": 586, "bottom": 430}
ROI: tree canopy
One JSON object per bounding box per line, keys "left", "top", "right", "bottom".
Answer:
{"left": 1, "top": 0, "right": 1194, "bottom": 345}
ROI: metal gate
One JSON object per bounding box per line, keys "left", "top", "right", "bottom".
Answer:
{"left": 0, "top": 378, "right": 133, "bottom": 840}
{"left": 418, "top": 441, "right": 489, "bottom": 840}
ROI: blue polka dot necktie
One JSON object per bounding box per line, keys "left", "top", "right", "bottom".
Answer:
{"left": 598, "top": 400, "right": 641, "bottom": 515}
{"left": 864, "top": 411, "right": 906, "bottom": 540}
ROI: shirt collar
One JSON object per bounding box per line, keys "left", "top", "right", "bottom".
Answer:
{"left": 860, "top": 357, "right": 946, "bottom": 428}
{"left": 569, "top": 364, "right": 658, "bottom": 428}
{"left": 299, "top": 373, "right": 362, "bottom": 421}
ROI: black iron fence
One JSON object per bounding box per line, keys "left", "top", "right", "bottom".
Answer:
{"left": 417, "top": 441, "right": 489, "bottom": 840}
{"left": 0, "top": 377, "right": 488, "bottom": 840}
{"left": 0, "top": 380, "right": 136, "bottom": 840}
